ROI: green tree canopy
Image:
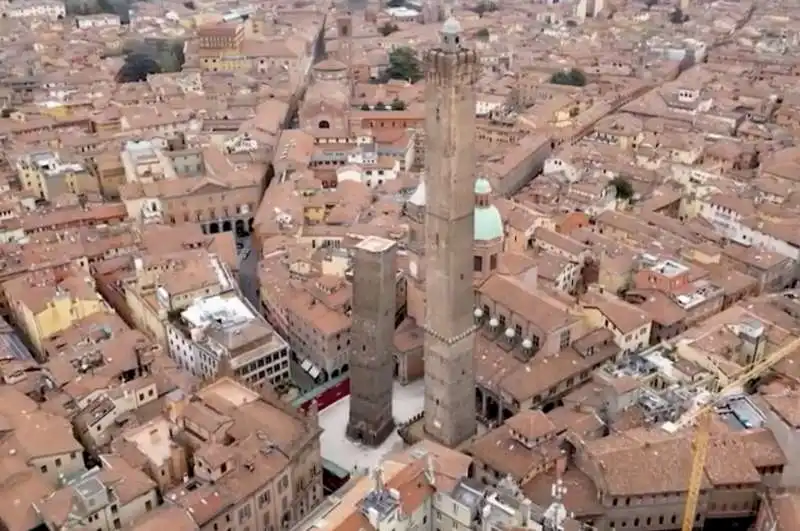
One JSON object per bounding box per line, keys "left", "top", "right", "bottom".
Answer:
{"left": 471, "top": 0, "right": 498, "bottom": 16}
{"left": 475, "top": 28, "right": 490, "bottom": 40}
{"left": 386, "top": 47, "right": 422, "bottom": 83}
{"left": 390, "top": 98, "right": 406, "bottom": 110}
{"left": 116, "top": 53, "right": 161, "bottom": 83}
{"left": 550, "top": 68, "right": 587, "bottom": 87}
{"left": 669, "top": 7, "right": 687, "bottom": 23}
{"left": 65, "top": 0, "right": 135, "bottom": 22}
{"left": 378, "top": 22, "right": 399, "bottom": 36}
{"left": 610, "top": 177, "right": 634, "bottom": 200}
{"left": 116, "top": 39, "right": 186, "bottom": 83}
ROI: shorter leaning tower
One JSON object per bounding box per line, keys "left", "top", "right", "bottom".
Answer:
{"left": 346, "top": 236, "right": 397, "bottom": 446}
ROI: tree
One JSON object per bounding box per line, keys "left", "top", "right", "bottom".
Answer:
{"left": 116, "top": 52, "right": 161, "bottom": 82}
{"left": 386, "top": 46, "right": 422, "bottom": 83}
{"left": 116, "top": 39, "right": 186, "bottom": 82}
{"left": 391, "top": 98, "right": 406, "bottom": 110}
{"left": 375, "top": 101, "right": 386, "bottom": 110}
{"left": 387, "top": 0, "right": 404, "bottom": 6}
{"left": 475, "top": 28, "right": 490, "bottom": 40}
{"left": 550, "top": 68, "right": 587, "bottom": 87}
{"left": 610, "top": 177, "right": 634, "bottom": 200}
{"left": 360, "top": 103, "right": 371, "bottom": 111}
{"left": 183, "top": 0, "right": 195, "bottom": 8}
{"left": 65, "top": 0, "right": 136, "bottom": 22}
{"left": 471, "top": 0, "right": 497, "bottom": 16}
{"left": 669, "top": 7, "right": 686, "bottom": 23}
{"left": 378, "top": 22, "right": 399, "bottom": 36}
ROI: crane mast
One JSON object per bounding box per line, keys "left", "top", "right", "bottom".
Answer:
{"left": 678, "top": 335, "right": 800, "bottom": 531}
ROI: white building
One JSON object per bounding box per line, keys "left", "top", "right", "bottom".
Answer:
{"left": 385, "top": 6, "right": 420, "bottom": 21}
{"left": 336, "top": 157, "right": 402, "bottom": 188}
{"left": 166, "top": 294, "right": 291, "bottom": 388}
{"left": 476, "top": 93, "right": 506, "bottom": 117}
{"left": 700, "top": 197, "right": 800, "bottom": 260}
{"left": 75, "top": 13, "right": 121, "bottom": 28}
{"left": 2, "top": 0, "right": 64, "bottom": 19}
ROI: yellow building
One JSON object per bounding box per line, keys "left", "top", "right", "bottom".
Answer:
{"left": 4, "top": 273, "right": 111, "bottom": 358}
{"left": 581, "top": 288, "right": 653, "bottom": 355}
{"left": 15, "top": 150, "right": 97, "bottom": 200}
{"left": 186, "top": 20, "right": 311, "bottom": 75}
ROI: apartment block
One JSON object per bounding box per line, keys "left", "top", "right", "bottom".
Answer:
{"left": 35, "top": 456, "right": 159, "bottom": 531}
{"left": 166, "top": 293, "right": 290, "bottom": 388}
{"left": 162, "top": 377, "right": 323, "bottom": 529}
{"left": 4, "top": 271, "right": 112, "bottom": 357}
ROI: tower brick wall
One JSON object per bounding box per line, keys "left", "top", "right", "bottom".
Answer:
{"left": 346, "top": 236, "right": 397, "bottom": 446}
{"left": 422, "top": 19, "right": 479, "bottom": 448}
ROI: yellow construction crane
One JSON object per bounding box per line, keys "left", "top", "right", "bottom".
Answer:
{"left": 676, "top": 335, "right": 800, "bottom": 531}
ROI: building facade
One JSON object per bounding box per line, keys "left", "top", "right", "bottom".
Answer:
{"left": 166, "top": 294, "right": 291, "bottom": 389}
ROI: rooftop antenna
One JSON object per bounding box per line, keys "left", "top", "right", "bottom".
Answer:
{"left": 543, "top": 477, "right": 570, "bottom": 531}
{"left": 372, "top": 464, "right": 384, "bottom": 492}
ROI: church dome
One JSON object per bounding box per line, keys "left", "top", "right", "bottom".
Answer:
{"left": 442, "top": 16, "right": 462, "bottom": 35}
{"left": 473, "top": 178, "right": 503, "bottom": 241}
{"left": 474, "top": 178, "right": 492, "bottom": 195}
{"left": 474, "top": 205, "right": 504, "bottom": 241}
{"left": 314, "top": 58, "right": 347, "bottom": 72}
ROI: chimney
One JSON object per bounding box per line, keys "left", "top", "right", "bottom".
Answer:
{"left": 555, "top": 454, "right": 567, "bottom": 477}
{"left": 425, "top": 453, "right": 436, "bottom": 486}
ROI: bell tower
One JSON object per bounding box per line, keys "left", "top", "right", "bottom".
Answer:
{"left": 335, "top": 13, "right": 354, "bottom": 95}
{"left": 422, "top": 16, "right": 479, "bottom": 448}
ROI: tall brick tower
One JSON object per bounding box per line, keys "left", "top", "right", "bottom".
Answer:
{"left": 335, "top": 13, "right": 354, "bottom": 96}
{"left": 346, "top": 236, "right": 397, "bottom": 446}
{"left": 422, "top": 16, "right": 479, "bottom": 447}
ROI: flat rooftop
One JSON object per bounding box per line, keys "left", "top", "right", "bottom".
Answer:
{"left": 200, "top": 377, "right": 261, "bottom": 407}
{"left": 651, "top": 259, "right": 689, "bottom": 277}
{"left": 356, "top": 236, "right": 395, "bottom": 254}
{"left": 319, "top": 379, "right": 424, "bottom": 474}
{"left": 182, "top": 295, "right": 254, "bottom": 329}
{"left": 123, "top": 417, "right": 174, "bottom": 467}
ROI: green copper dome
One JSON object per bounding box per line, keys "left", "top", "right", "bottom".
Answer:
{"left": 474, "top": 178, "right": 492, "bottom": 195}
{"left": 474, "top": 205, "right": 504, "bottom": 241}
{"left": 473, "top": 178, "right": 503, "bottom": 241}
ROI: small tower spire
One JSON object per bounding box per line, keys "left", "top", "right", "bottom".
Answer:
{"left": 440, "top": 15, "right": 463, "bottom": 53}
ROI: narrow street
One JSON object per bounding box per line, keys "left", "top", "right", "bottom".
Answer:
{"left": 237, "top": 235, "right": 259, "bottom": 307}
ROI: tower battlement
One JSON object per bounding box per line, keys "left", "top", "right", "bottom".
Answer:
{"left": 424, "top": 49, "right": 480, "bottom": 84}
